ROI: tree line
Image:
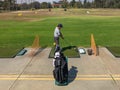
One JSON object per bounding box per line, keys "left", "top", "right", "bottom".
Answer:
{"left": 66, "top": 0, "right": 120, "bottom": 8}
{"left": 0, "top": 0, "right": 120, "bottom": 11}
{"left": 0, "top": 0, "right": 52, "bottom": 11}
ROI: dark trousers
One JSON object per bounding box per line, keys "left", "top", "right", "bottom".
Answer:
{"left": 54, "top": 37, "right": 59, "bottom": 46}
{"left": 54, "top": 37, "right": 60, "bottom": 52}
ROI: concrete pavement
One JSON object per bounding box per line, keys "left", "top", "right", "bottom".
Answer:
{"left": 0, "top": 47, "right": 120, "bottom": 90}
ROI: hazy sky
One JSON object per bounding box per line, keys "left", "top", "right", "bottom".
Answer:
{"left": 17, "top": 0, "right": 93, "bottom": 3}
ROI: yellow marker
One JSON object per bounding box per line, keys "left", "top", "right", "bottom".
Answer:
{"left": 91, "top": 34, "right": 97, "bottom": 56}
{"left": 53, "top": 42, "right": 56, "bottom": 46}
{"left": 18, "top": 13, "right": 22, "bottom": 16}
{"left": 31, "top": 35, "right": 40, "bottom": 48}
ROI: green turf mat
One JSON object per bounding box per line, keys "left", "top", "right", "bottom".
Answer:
{"left": 106, "top": 47, "right": 120, "bottom": 58}
{"left": 0, "top": 47, "right": 24, "bottom": 58}
{"left": 49, "top": 46, "right": 80, "bottom": 58}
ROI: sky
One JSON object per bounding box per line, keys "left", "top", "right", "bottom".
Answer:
{"left": 16, "top": 0, "right": 93, "bottom": 4}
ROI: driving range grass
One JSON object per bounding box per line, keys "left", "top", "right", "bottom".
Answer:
{"left": 0, "top": 9, "right": 120, "bottom": 57}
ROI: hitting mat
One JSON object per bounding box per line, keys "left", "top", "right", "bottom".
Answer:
{"left": 49, "top": 46, "right": 80, "bottom": 58}
{"left": 106, "top": 47, "right": 120, "bottom": 58}
{"left": 0, "top": 47, "right": 24, "bottom": 58}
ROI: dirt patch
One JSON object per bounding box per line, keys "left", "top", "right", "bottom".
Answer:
{"left": 1, "top": 9, "right": 120, "bottom": 22}
{"left": 0, "top": 9, "right": 56, "bottom": 22}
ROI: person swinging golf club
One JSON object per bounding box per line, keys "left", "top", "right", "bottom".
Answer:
{"left": 54, "top": 24, "right": 64, "bottom": 52}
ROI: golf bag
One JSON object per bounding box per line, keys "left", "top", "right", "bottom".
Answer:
{"left": 53, "top": 51, "right": 68, "bottom": 86}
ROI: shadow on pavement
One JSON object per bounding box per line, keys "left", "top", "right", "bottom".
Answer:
{"left": 68, "top": 66, "right": 78, "bottom": 84}
{"left": 34, "top": 46, "right": 47, "bottom": 56}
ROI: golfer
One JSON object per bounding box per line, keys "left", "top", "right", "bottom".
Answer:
{"left": 54, "top": 24, "right": 64, "bottom": 51}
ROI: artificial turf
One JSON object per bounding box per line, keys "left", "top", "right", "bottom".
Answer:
{"left": 107, "top": 47, "right": 120, "bottom": 57}
{"left": 0, "top": 47, "right": 24, "bottom": 58}
{"left": 49, "top": 46, "right": 80, "bottom": 58}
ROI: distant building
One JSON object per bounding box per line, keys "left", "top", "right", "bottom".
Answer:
{"left": 52, "top": 0, "right": 63, "bottom": 8}
{"left": 52, "top": 3, "right": 62, "bottom": 8}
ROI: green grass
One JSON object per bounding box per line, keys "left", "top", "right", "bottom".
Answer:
{"left": 0, "top": 9, "right": 120, "bottom": 57}
{"left": 0, "top": 17, "right": 120, "bottom": 47}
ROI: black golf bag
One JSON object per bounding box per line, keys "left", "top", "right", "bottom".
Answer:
{"left": 53, "top": 51, "right": 68, "bottom": 86}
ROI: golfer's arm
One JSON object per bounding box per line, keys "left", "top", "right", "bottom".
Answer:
{"left": 60, "top": 32, "right": 64, "bottom": 39}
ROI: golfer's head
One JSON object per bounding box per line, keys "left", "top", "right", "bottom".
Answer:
{"left": 57, "top": 24, "right": 63, "bottom": 29}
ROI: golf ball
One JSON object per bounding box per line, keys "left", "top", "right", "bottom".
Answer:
{"left": 53, "top": 43, "right": 56, "bottom": 46}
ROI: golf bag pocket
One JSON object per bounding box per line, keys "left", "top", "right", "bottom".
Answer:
{"left": 54, "top": 58, "right": 61, "bottom": 67}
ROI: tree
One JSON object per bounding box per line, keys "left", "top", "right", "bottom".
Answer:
{"left": 86, "top": 1, "right": 92, "bottom": 8}
{"left": 10, "top": 0, "right": 16, "bottom": 10}
{"left": 0, "top": 1, "right": 4, "bottom": 11}
{"left": 114, "top": 0, "right": 120, "bottom": 8}
{"left": 2, "top": 0, "right": 16, "bottom": 10}
{"left": 69, "top": 0, "right": 76, "bottom": 8}
{"left": 41, "top": 2, "right": 48, "bottom": 9}
{"left": 63, "top": 0, "right": 68, "bottom": 11}
{"left": 93, "top": 0, "right": 120, "bottom": 8}
{"left": 48, "top": 2, "right": 52, "bottom": 11}
{"left": 84, "top": 0, "right": 87, "bottom": 8}
{"left": 94, "top": 0, "right": 102, "bottom": 8}
{"left": 3, "top": 0, "right": 9, "bottom": 10}
{"left": 77, "top": 0, "right": 83, "bottom": 8}
{"left": 105, "top": 0, "right": 115, "bottom": 8}
{"left": 21, "top": 3, "right": 29, "bottom": 10}
{"left": 0, "top": 1, "right": 4, "bottom": 7}
{"left": 30, "top": 1, "right": 40, "bottom": 9}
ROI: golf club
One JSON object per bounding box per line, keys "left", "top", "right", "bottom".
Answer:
{"left": 62, "top": 39, "right": 77, "bottom": 50}
{"left": 64, "top": 39, "right": 73, "bottom": 46}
